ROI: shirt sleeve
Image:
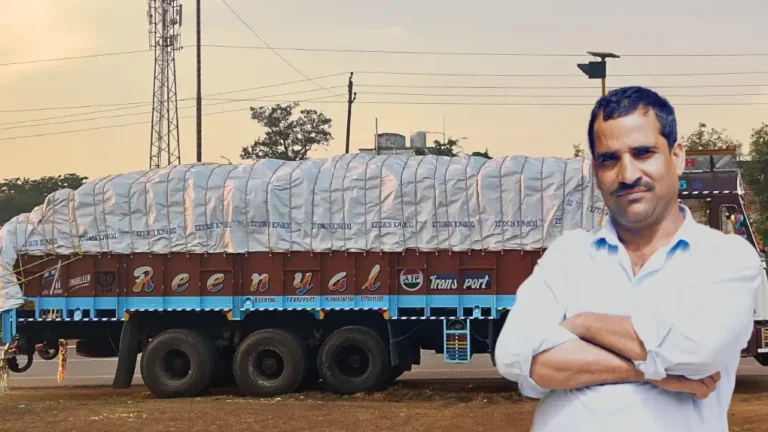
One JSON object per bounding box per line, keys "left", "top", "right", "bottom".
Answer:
{"left": 494, "top": 233, "right": 580, "bottom": 398}
{"left": 631, "top": 235, "right": 763, "bottom": 381}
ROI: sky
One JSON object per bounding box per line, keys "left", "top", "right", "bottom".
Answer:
{"left": 1, "top": 0, "right": 768, "bottom": 180}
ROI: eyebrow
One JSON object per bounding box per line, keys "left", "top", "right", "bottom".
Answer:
{"left": 595, "top": 145, "right": 657, "bottom": 160}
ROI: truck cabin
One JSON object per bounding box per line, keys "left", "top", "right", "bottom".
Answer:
{"left": 678, "top": 148, "right": 762, "bottom": 254}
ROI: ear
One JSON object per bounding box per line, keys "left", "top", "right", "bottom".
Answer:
{"left": 670, "top": 141, "right": 686, "bottom": 175}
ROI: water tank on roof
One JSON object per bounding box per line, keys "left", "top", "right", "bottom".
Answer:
{"left": 410, "top": 131, "right": 427, "bottom": 148}
{"left": 377, "top": 133, "right": 406, "bottom": 149}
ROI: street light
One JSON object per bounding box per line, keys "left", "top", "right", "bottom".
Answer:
{"left": 577, "top": 51, "right": 620, "bottom": 96}
{"left": 578, "top": 51, "right": 619, "bottom": 227}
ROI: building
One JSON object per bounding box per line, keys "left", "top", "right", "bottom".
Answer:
{"left": 358, "top": 131, "right": 431, "bottom": 156}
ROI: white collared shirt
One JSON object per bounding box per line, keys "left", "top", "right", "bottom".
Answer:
{"left": 495, "top": 205, "right": 763, "bottom": 432}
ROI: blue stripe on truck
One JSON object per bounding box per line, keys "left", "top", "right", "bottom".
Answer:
{"left": 2, "top": 309, "right": 15, "bottom": 343}
{"left": 6, "top": 294, "right": 517, "bottom": 324}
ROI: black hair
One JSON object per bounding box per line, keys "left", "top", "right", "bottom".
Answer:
{"left": 587, "top": 86, "right": 677, "bottom": 156}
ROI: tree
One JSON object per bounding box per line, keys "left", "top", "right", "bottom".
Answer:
{"left": 573, "top": 143, "right": 586, "bottom": 158}
{"left": 414, "top": 137, "right": 463, "bottom": 157}
{"left": 0, "top": 174, "right": 87, "bottom": 226}
{"left": 240, "top": 102, "right": 333, "bottom": 161}
{"left": 742, "top": 123, "right": 768, "bottom": 242}
{"left": 681, "top": 122, "right": 743, "bottom": 156}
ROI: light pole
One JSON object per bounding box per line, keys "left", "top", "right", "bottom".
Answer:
{"left": 578, "top": 51, "right": 619, "bottom": 227}
{"left": 577, "top": 51, "right": 620, "bottom": 97}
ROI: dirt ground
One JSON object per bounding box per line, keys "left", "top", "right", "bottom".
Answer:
{"left": 2, "top": 377, "right": 768, "bottom": 432}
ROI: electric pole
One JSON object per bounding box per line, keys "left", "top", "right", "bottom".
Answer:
{"left": 147, "top": 0, "right": 183, "bottom": 169}
{"left": 344, "top": 72, "right": 357, "bottom": 154}
{"left": 196, "top": 0, "right": 202, "bottom": 163}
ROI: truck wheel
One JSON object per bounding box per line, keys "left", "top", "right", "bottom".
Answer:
{"left": 233, "top": 329, "right": 307, "bottom": 397}
{"left": 318, "top": 326, "right": 389, "bottom": 395}
{"left": 139, "top": 329, "right": 216, "bottom": 399}
{"left": 36, "top": 345, "right": 59, "bottom": 361}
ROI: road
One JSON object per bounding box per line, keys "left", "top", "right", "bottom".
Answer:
{"left": 7, "top": 346, "right": 768, "bottom": 388}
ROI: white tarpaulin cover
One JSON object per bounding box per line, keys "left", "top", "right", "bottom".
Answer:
{"left": 0, "top": 154, "right": 607, "bottom": 311}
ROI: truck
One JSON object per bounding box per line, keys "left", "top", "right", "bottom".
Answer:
{"left": 1, "top": 150, "right": 767, "bottom": 398}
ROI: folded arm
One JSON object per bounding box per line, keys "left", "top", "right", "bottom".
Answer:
{"left": 494, "top": 233, "right": 647, "bottom": 397}
{"left": 561, "top": 238, "right": 763, "bottom": 381}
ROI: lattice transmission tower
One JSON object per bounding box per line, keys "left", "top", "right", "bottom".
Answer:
{"left": 147, "top": 0, "right": 183, "bottom": 169}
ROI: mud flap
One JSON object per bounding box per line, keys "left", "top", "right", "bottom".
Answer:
{"left": 112, "top": 316, "right": 139, "bottom": 389}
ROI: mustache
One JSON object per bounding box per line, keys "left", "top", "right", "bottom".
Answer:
{"left": 611, "top": 178, "right": 653, "bottom": 197}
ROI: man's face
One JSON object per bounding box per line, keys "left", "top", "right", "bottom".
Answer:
{"left": 591, "top": 108, "right": 685, "bottom": 230}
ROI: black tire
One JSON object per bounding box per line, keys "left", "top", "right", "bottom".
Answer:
{"left": 37, "top": 345, "right": 59, "bottom": 361}
{"left": 139, "top": 329, "right": 216, "bottom": 399}
{"left": 318, "top": 326, "right": 389, "bottom": 395}
{"left": 233, "top": 328, "right": 307, "bottom": 397}
{"left": 7, "top": 353, "right": 33, "bottom": 373}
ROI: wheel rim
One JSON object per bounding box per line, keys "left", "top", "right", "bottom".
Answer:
{"left": 334, "top": 344, "right": 370, "bottom": 379}
{"left": 250, "top": 349, "right": 285, "bottom": 382}
{"left": 160, "top": 349, "right": 192, "bottom": 381}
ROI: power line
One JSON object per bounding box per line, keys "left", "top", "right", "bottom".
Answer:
{"left": 0, "top": 96, "right": 333, "bottom": 142}
{"left": 352, "top": 100, "right": 768, "bottom": 106}
{"left": 218, "top": 0, "right": 343, "bottom": 99}
{"left": 0, "top": 102, "right": 152, "bottom": 127}
{"left": 0, "top": 101, "right": 153, "bottom": 113}
{"left": 5, "top": 98, "right": 768, "bottom": 142}
{"left": 3, "top": 78, "right": 763, "bottom": 118}
{"left": 205, "top": 92, "right": 343, "bottom": 103}
{"left": 0, "top": 50, "right": 149, "bottom": 67}
{"left": 0, "top": 74, "right": 347, "bottom": 115}
{"left": 358, "top": 70, "right": 768, "bottom": 78}
{"left": 6, "top": 45, "right": 768, "bottom": 69}
{"left": 356, "top": 83, "right": 768, "bottom": 90}
{"left": 203, "top": 44, "right": 768, "bottom": 58}
{"left": 0, "top": 88, "right": 343, "bottom": 131}
{"left": 360, "top": 91, "right": 768, "bottom": 98}
{"left": 203, "top": 73, "right": 347, "bottom": 97}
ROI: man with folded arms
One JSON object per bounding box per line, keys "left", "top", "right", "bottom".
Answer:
{"left": 495, "top": 86, "right": 763, "bottom": 431}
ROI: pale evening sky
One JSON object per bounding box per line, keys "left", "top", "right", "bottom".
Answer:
{"left": 1, "top": 0, "right": 767, "bottom": 180}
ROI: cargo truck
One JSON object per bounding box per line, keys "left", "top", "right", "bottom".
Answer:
{"left": 2, "top": 150, "right": 767, "bottom": 398}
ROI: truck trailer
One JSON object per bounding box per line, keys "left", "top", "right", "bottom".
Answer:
{"left": 1, "top": 150, "right": 767, "bottom": 398}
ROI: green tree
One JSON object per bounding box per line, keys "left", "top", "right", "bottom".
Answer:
{"left": 240, "top": 102, "right": 333, "bottom": 161}
{"left": 681, "top": 122, "right": 743, "bottom": 156}
{"left": 414, "top": 137, "right": 463, "bottom": 157}
{"left": 0, "top": 174, "right": 87, "bottom": 226}
{"left": 742, "top": 123, "right": 768, "bottom": 243}
{"left": 573, "top": 143, "right": 586, "bottom": 158}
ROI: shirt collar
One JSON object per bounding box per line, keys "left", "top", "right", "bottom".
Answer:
{"left": 591, "top": 204, "right": 697, "bottom": 257}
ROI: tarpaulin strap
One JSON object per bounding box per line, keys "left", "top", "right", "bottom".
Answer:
{"left": 12, "top": 256, "right": 82, "bottom": 286}
{"left": 12, "top": 256, "right": 54, "bottom": 275}
{"left": 0, "top": 256, "right": 54, "bottom": 279}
